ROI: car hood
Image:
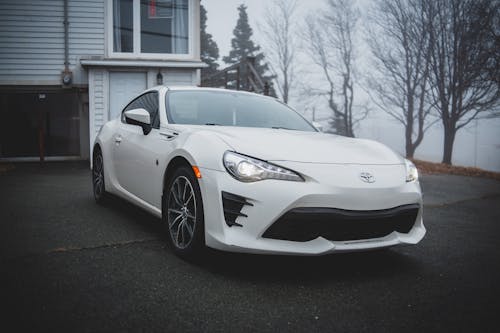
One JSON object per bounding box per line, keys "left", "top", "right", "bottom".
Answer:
{"left": 173, "top": 125, "right": 404, "bottom": 165}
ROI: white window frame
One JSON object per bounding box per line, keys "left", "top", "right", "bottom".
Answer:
{"left": 107, "top": 0, "right": 195, "bottom": 60}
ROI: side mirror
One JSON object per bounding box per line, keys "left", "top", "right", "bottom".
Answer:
{"left": 312, "top": 121, "right": 324, "bottom": 132}
{"left": 124, "top": 108, "right": 152, "bottom": 135}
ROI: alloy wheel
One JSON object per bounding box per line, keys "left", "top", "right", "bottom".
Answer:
{"left": 167, "top": 176, "right": 197, "bottom": 249}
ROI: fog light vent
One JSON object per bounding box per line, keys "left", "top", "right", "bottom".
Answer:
{"left": 221, "top": 191, "right": 253, "bottom": 227}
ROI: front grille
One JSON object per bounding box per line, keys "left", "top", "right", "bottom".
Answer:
{"left": 221, "top": 191, "right": 253, "bottom": 227}
{"left": 262, "top": 204, "right": 420, "bottom": 242}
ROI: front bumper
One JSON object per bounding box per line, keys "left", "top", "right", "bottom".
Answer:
{"left": 199, "top": 162, "right": 425, "bottom": 255}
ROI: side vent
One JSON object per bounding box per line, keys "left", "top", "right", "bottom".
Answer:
{"left": 221, "top": 191, "right": 253, "bottom": 227}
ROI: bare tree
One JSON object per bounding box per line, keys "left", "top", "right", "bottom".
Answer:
{"left": 302, "top": 0, "right": 362, "bottom": 137}
{"left": 367, "top": 0, "right": 434, "bottom": 158}
{"left": 427, "top": 0, "right": 499, "bottom": 164}
{"left": 261, "top": 0, "right": 298, "bottom": 104}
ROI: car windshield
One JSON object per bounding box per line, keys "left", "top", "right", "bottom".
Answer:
{"left": 166, "top": 90, "right": 316, "bottom": 132}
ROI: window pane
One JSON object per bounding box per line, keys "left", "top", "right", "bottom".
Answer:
{"left": 123, "top": 92, "right": 160, "bottom": 128}
{"left": 113, "top": 0, "right": 133, "bottom": 52}
{"left": 142, "top": 92, "right": 160, "bottom": 128}
{"left": 140, "top": 0, "right": 189, "bottom": 54}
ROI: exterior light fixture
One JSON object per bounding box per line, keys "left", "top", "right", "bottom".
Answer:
{"left": 157, "top": 71, "right": 163, "bottom": 85}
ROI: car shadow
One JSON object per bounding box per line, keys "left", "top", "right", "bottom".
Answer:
{"left": 101, "top": 194, "right": 424, "bottom": 284}
{"left": 194, "top": 247, "right": 424, "bottom": 284}
{"left": 101, "top": 194, "right": 165, "bottom": 234}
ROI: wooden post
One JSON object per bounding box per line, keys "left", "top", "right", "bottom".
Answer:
{"left": 236, "top": 67, "right": 240, "bottom": 91}
{"left": 246, "top": 64, "right": 250, "bottom": 91}
{"left": 264, "top": 81, "right": 270, "bottom": 96}
{"left": 38, "top": 110, "right": 45, "bottom": 163}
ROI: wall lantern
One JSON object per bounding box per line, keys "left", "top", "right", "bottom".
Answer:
{"left": 157, "top": 71, "right": 163, "bottom": 85}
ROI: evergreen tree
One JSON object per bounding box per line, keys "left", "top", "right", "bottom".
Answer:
{"left": 223, "top": 4, "right": 275, "bottom": 95}
{"left": 200, "top": 4, "right": 220, "bottom": 83}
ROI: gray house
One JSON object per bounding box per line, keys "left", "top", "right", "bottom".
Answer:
{"left": 0, "top": 0, "right": 204, "bottom": 162}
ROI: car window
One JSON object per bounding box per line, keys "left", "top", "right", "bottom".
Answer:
{"left": 122, "top": 91, "right": 160, "bottom": 129}
{"left": 165, "top": 91, "right": 316, "bottom": 132}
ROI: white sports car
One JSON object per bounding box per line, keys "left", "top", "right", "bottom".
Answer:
{"left": 92, "top": 86, "right": 425, "bottom": 257}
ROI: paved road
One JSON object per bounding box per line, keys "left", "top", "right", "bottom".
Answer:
{"left": 1, "top": 162, "right": 499, "bottom": 332}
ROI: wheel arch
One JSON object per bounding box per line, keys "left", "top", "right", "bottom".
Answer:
{"left": 162, "top": 155, "right": 194, "bottom": 191}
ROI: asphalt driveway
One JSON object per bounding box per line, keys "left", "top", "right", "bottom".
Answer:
{"left": 1, "top": 162, "right": 499, "bottom": 332}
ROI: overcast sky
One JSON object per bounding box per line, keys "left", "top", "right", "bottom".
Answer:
{"left": 200, "top": 0, "right": 332, "bottom": 112}
{"left": 200, "top": 0, "right": 500, "bottom": 172}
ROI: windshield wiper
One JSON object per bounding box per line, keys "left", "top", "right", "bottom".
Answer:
{"left": 271, "top": 126, "right": 295, "bottom": 130}
{"left": 205, "top": 123, "right": 220, "bottom": 126}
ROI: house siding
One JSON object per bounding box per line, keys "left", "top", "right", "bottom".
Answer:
{"left": 0, "top": 0, "right": 105, "bottom": 86}
{"left": 163, "top": 69, "right": 197, "bottom": 86}
{"left": 1, "top": 0, "right": 203, "bottom": 162}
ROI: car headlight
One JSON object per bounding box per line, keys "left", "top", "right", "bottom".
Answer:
{"left": 405, "top": 159, "right": 419, "bottom": 182}
{"left": 223, "top": 151, "right": 304, "bottom": 182}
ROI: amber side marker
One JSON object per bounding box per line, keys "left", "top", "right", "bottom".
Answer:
{"left": 192, "top": 166, "right": 202, "bottom": 178}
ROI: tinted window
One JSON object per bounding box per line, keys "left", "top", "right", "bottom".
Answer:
{"left": 113, "top": 0, "right": 133, "bottom": 52}
{"left": 140, "top": 0, "right": 189, "bottom": 54}
{"left": 122, "top": 91, "right": 160, "bottom": 128}
{"left": 113, "top": 0, "right": 188, "bottom": 54}
{"left": 166, "top": 91, "right": 316, "bottom": 132}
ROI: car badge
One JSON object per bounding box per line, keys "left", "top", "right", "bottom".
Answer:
{"left": 359, "top": 172, "right": 375, "bottom": 183}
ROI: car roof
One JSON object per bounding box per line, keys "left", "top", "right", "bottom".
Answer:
{"left": 149, "top": 85, "right": 277, "bottom": 99}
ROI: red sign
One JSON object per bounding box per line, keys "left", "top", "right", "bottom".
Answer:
{"left": 149, "top": 0, "right": 173, "bottom": 19}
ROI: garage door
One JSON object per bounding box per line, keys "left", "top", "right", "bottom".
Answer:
{"left": 0, "top": 89, "right": 81, "bottom": 159}
{"left": 109, "top": 72, "right": 147, "bottom": 120}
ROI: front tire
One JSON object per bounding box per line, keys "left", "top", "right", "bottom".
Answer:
{"left": 163, "top": 165, "right": 205, "bottom": 259}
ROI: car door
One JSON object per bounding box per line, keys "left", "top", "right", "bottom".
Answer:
{"left": 112, "top": 91, "right": 165, "bottom": 207}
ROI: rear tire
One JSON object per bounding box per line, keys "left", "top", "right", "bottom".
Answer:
{"left": 163, "top": 165, "right": 205, "bottom": 259}
{"left": 92, "top": 147, "right": 107, "bottom": 204}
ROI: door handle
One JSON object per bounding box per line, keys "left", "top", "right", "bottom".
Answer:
{"left": 115, "top": 135, "right": 122, "bottom": 143}
{"left": 159, "top": 131, "right": 178, "bottom": 140}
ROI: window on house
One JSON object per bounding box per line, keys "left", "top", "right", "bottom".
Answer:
{"left": 113, "top": 0, "right": 189, "bottom": 55}
{"left": 113, "top": 0, "right": 133, "bottom": 53}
